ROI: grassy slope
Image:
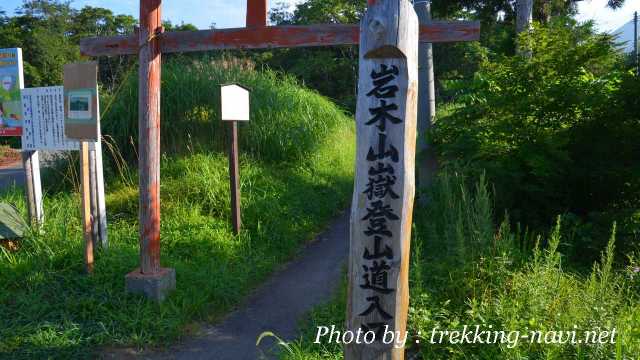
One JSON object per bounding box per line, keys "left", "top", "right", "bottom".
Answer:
{"left": 0, "top": 57, "right": 355, "bottom": 359}
{"left": 279, "top": 170, "right": 640, "bottom": 359}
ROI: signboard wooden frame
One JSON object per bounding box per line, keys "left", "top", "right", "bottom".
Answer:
{"left": 63, "top": 62, "right": 100, "bottom": 141}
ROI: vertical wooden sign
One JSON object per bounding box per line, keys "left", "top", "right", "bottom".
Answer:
{"left": 64, "top": 62, "right": 108, "bottom": 273}
{"left": 221, "top": 84, "right": 250, "bottom": 235}
{"left": 63, "top": 62, "right": 100, "bottom": 141}
{"left": 346, "top": 1, "right": 418, "bottom": 359}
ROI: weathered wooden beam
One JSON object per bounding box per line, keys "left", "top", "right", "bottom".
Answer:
{"left": 21, "top": 150, "right": 43, "bottom": 227}
{"left": 80, "top": 141, "right": 94, "bottom": 274}
{"left": 138, "top": 0, "right": 162, "bottom": 275}
{"left": 228, "top": 121, "right": 241, "bottom": 235}
{"left": 246, "top": 0, "right": 268, "bottom": 28}
{"left": 80, "top": 22, "right": 480, "bottom": 57}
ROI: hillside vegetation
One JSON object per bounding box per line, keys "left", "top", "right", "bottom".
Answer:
{"left": 0, "top": 58, "right": 355, "bottom": 359}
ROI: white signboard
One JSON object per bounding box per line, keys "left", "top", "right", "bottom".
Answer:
{"left": 21, "top": 86, "right": 79, "bottom": 151}
{"left": 221, "top": 84, "right": 250, "bottom": 121}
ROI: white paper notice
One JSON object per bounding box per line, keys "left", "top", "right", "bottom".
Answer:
{"left": 21, "top": 86, "right": 79, "bottom": 151}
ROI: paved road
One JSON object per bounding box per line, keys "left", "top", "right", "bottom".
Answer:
{"left": 104, "top": 211, "right": 350, "bottom": 360}
{"left": 0, "top": 163, "right": 24, "bottom": 190}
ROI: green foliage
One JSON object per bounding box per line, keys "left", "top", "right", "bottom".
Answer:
{"left": 279, "top": 168, "right": 640, "bottom": 359}
{"left": 102, "top": 56, "right": 353, "bottom": 164}
{"left": 0, "top": 1, "right": 145, "bottom": 89}
{"left": 0, "top": 63, "right": 355, "bottom": 358}
{"left": 407, "top": 170, "right": 637, "bottom": 359}
{"left": 265, "top": 0, "right": 365, "bottom": 112}
{"left": 434, "top": 19, "right": 640, "bottom": 247}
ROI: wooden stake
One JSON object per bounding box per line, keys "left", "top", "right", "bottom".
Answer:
{"left": 80, "top": 141, "right": 94, "bottom": 274}
{"left": 228, "top": 121, "right": 241, "bottom": 235}
{"left": 94, "top": 139, "right": 108, "bottom": 248}
{"left": 21, "top": 150, "right": 43, "bottom": 226}
{"left": 346, "top": 1, "right": 418, "bottom": 359}
{"left": 88, "top": 140, "right": 108, "bottom": 248}
{"left": 89, "top": 143, "right": 99, "bottom": 247}
{"left": 139, "top": 0, "right": 162, "bottom": 274}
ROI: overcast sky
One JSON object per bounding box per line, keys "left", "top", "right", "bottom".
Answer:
{"left": 0, "top": 0, "right": 637, "bottom": 32}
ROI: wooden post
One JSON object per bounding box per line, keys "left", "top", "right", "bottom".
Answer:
{"left": 138, "top": 0, "right": 162, "bottom": 274}
{"left": 247, "top": 0, "right": 268, "bottom": 27}
{"left": 228, "top": 121, "right": 241, "bottom": 235}
{"left": 125, "top": 0, "right": 175, "bottom": 302}
{"left": 80, "top": 141, "right": 94, "bottom": 273}
{"left": 414, "top": 0, "right": 438, "bottom": 194}
{"left": 346, "top": 0, "right": 418, "bottom": 359}
{"left": 89, "top": 140, "right": 108, "bottom": 248}
{"left": 94, "top": 139, "right": 108, "bottom": 248}
{"left": 89, "top": 143, "right": 99, "bottom": 246}
{"left": 415, "top": 1, "right": 435, "bottom": 153}
{"left": 21, "top": 150, "right": 43, "bottom": 226}
{"left": 221, "top": 83, "right": 250, "bottom": 235}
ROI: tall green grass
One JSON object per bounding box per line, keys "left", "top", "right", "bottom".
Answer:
{"left": 0, "top": 58, "right": 356, "bottom": 359}
{"left": 103, "top": 56, "right": 350, "bottom": 163}
{"left": 279, "top": 168, "right": 640, "bottom": 359}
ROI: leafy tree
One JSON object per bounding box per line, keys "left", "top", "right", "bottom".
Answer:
{"left": 0, "top": 1, "right": 196, "bottom": 89}
{"left": 263, "top": 0, "right": 626, "bottom": 111}
{"left": 433, "top": 18, "right": 639, "bottom": 251}
{"left": 163, "top": 20, "right": 198, "bottom": 32}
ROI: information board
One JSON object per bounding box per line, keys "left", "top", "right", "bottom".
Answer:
{"left": 21, "top": 86, "right": 79, "bottom": 151}
{"left": 0, "top": 48, "right": 24, "bottom": 136}
{"left": 63, "top": 62, "right": 100, "bottom": 141}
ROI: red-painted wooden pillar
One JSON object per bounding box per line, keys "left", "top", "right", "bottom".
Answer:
{"left": 247, "top": 0, "right": 268, "bottom": 27}
{"left": 139, "top": 0, "right": 162, "bottom": 274}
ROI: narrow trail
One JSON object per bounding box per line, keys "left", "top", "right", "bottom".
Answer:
{"left": 105, "top": 211, "right": 350, "bottom": 360}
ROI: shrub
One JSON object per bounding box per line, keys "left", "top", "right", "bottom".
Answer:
{"left": 102, "top": 55, "right": 353, "bottom": 164}
{"left": 433, "top": 18, "right": 640, "bottom": 237}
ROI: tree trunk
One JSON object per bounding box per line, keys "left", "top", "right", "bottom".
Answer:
{"left": 414, "top": 1, "right": 439, "bottom": 199}
{"left": 516, "top": 0, "right": 533, "bottom": 56}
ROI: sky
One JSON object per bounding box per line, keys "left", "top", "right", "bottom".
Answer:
{"left": 0, "top": 0, "right": 304, "bottom": 29}
{"left": 575, "top": 0, "right": 638, "bottom": 34}
{"left": 0, "top": 0, "right": 637, "bottom": 33}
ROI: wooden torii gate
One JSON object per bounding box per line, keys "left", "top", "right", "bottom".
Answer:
{"left": 80, "top": 0, "right": 478, "bottom": 306}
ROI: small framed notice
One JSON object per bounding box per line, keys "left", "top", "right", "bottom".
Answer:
{"left": 220, "top": 84, "right": 250, "bottom": 122}
{"left": 21, "top": 86, "right": 79, "bottom": 151}
{"left": 64, "top": 62, "right": 100, "bottom": 141}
